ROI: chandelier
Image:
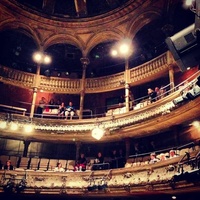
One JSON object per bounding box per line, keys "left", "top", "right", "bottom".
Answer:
{"left": 91, "top": 127, "right": 105, "bottom": 140}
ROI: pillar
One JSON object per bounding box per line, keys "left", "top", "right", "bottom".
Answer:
{"left": 23, "top": 141, "right": 30, "bottom": 157}
{"left": 125, "top": 138, "right": 131, "bottom": 159}
{"left": 75, "top": 142, "right": 81, "bottom": 161}
{"left": 79, "top": 58, "right": 90, "bottom": 119}
{"left": 169, "top": 65, "right": 175, "bottom": 93}
{"left": 125, "top": 58, "right": 130, "bottom": 112}
{"left": 30, "top": 87, "right": 38, "bottom": 118}
{"left": 30, "top": 63, "right": 41, "bottom": 118}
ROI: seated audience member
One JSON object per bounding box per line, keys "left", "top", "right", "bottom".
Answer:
{"left": 58, "top": 102, "right": 66, "bottom": 117}
{"left": 4, "top": 160, "right": 14, "bottom": 170}
{"left": 65, "top": 101, "right": 75, "bottom": 120}
{"left": 92, "top": 152, "right": 104, "bottom": 170}
{"left": 148, "top": 88, "right": 157, "bottom": 103}
{"left": 74, "top": 153, "right": 87, "bottom": 171}
{"left": 169, "top": 150, "right": 178, "bottom": 159}
{"left": 48, "top": 98, "right": 57, "bottom": 109}
{"left": 155, "top": 87, "right": 161, "bottom": 100}
{"left": 160, "top": 85, "right": 166, "bottom": 98}
{"left": 54, "top": 162, "right": 65, "bottom": 172}
{"left": 159, "top": 153, "right": 167, "bottom": 161}
{"left": 149, "top": 152, "right": 160, "bottom": 164}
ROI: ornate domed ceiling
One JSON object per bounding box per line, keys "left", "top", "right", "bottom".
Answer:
{"left": 15, "top": 0, "right": 130, "bottom": 18}
{"left": 0, "top": 0, "right": 195, "bottom": 78}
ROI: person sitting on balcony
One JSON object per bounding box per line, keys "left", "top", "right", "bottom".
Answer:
{"left": 48, "top": 98, "right": 57, "bottom": 109}
{"left": 74, "top": 153, "right": 87, "bottom": 171}
{"left": 148, "top": 88, "right": 157, "bottom": 103}
{"left": 65, "top": 101, "right": 75, "bottom": 120}
{"left": 169, "top": 149, "right": 179, "bottom": 159}
{"left": 155, "top": 87, "right": 161, "bottom": 100}
{"left": 58, "top": 102, "right": 66, "bottom": 118}
{"left": 149, "top": 152, "right": 160, "bottom": 164}
{"left": 92, "top": 152, "right": 104, "bottom": 170}
{"left": 54, "top": 162, "right": 65, "bottom": 172}
{"left": 3, "top": 160, "right": 14, "bottom": 170}
{"left": 159, "top": 153, "right": 167, "bottom": 161}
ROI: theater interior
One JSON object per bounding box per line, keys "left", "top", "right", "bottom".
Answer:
{"left": 0, "top": 0, "right": 200, "bottom": 200}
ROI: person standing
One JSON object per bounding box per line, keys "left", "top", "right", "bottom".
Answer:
{"left": 37, "top": 97, "right": 47, "bottom": 116}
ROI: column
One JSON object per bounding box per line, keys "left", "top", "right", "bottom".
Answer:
{"left": 30, "top": 87, "right": 38, "bottom": 118}
{"left": 23, "top": 141, "right": 30, "bottom": 157}
{"left": 125, "top": 138, "right": 131, "bottom": 159}
{"left": 169, "top": 65, "right": 175, "bottom": 93}
{"left": 125, "top": 58, "right": 130, "bottom": 112}
{"left": 79, "top": 58, "right": 90, "bottom": 119}
{"left": 75, "top": 142, "right": 81, "bottom": 161}
{"left": 30, "top": 63, "right": 41, "bottom": 118}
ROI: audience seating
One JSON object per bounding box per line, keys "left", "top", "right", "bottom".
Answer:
{"left": 66, "top": 160, "right": 75, "bottom": 171}
{"left": 48, "top": 159, "right": 59, "bottom": 171}
{"left": 29, "top": 157, "right": 39, "bottom": 170}
{"left": 0, "top": 143, "right": 199, "bottom": 172}
{"left": 9, "top": 156, "right": 19, "bottom": 168}
{"left": 39, "top": 158, "right": 49, "bottom": 171}
{"left": 58, "top": 159, "right": 68, "bottom": 170}
{"left": 18, "top": 157, "right": 30, "bottom": 170}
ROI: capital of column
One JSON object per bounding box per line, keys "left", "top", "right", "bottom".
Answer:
{"left": 33, "top": 87, "right": 38, "bottom": 93}
{"left": 125, "top": 83, "right": 129, "bottom": 89}
{"left": 80, "top": 57, "right": 90, "bottom": 68}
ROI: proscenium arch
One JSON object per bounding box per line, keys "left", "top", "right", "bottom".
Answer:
{"left": 84, "top": 30, "right": 125, "bottom": 57}
{"left": 127, "top": 9, "right": 163, "bottom": 39}
{"left": 0, "top": 21, "right": 41, "bottom": 49}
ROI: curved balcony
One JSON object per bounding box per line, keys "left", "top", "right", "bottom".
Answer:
{"left": 0, "top": 52, "right": 172, "bottom": 93}
{"left": 0, "top": 144, "right": 199, "bottom": 198}
{"left": 0, "top": 74, "right": 200, "bottom": 143}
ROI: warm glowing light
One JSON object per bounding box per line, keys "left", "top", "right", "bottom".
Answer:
{"left": 111, "top": 38, "right": 133, "bottom": 58}
{"left": 10, "top": 122, "right": 18, "bottom": 131}
{"left": 43, "top": 55, "right": 52, "bottom": 64}
{"left": 33, "top": 52, "right": 52, "bottom": 64}
{"left": 33, "top": 52, "right": 43, "bottom": 63}
{"left": 119, "top": 43, "right": 129, "bottom": 55}
{"left": 192, "top": 120, "right": 200, "bottom": 128}
{"left": 91, "top": 127, "right": 105, "bottom": 140}
{"left": 0, "top": 121, "right": 7, "bottom": 129}
{"left": 111, "top": 49, "right": 118, "bottom": 57}
{"left": 185, "top": 0, "right": 194, "bottom": 6}
{"left": 24, "top": 124, "right": 33, "bottom": 133}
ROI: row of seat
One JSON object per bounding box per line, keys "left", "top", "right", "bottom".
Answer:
{"left": 0, "top": 156, "right": 76, "bottom": 171}
{"left": 0, "top": 145, "right": 199, "bottom": 171}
